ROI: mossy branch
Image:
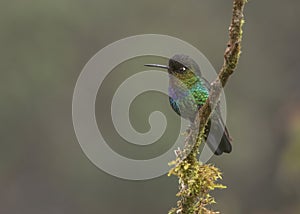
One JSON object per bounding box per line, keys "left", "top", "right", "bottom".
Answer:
{"left": 168, "top": 0, "right": 247, "bottom": 213}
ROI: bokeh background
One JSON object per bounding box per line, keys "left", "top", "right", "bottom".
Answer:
{"left": 1, "top": 0, "right": 300, "bottom": 213}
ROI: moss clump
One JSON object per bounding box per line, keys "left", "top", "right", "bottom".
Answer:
{"left": 168, "top": 133, "right": 226, "bottom": 214}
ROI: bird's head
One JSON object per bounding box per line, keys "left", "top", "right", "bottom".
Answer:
{"left": 145, "top": 54, "right": 201, "bottom": 82}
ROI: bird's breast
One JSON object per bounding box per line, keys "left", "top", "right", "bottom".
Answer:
{"left": 168, "top": 85, "right": 199, "bottom": 120}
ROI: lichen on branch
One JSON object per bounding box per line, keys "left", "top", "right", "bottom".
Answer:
{"left": 168, "top": 0, "right": 247, "bottom": 213}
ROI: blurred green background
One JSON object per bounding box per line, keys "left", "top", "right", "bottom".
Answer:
{"left": 1, "top": 0, "right": 300, "bottom": 213}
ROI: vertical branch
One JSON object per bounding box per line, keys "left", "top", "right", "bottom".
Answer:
{"left": 199, "top": 0, "right": 246, "bottom": 130}
{"left": 168, "top": 0, "right": 247, "bottom": 213}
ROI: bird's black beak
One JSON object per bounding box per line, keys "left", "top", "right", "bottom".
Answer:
{"left": 144, "top": 64, "right": 169, "bottom": 70}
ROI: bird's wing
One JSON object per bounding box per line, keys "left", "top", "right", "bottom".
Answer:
{"left": 168, "top": 96, "right": 181, "bottom": 117}
{"left": 201, "top": 77, "right": 232, "bottom": 140}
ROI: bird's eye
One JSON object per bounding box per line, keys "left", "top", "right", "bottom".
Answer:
{"left": 179, "top": 67, "right": 187, "bottom": 72}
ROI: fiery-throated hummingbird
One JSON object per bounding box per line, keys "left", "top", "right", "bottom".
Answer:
{"left": 145, "top": 54, "right": 232, "bottom": 155}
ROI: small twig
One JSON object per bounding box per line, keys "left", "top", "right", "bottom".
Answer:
{"left": 198, "top": 0, "right": 246, "bottom": 134}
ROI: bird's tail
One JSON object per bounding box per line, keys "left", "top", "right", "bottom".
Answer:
{"left": 206, "top": 119, "right": 232, "bottom": 155}
{"left": 214, "top": 126, "right": 232, "bottom": 155}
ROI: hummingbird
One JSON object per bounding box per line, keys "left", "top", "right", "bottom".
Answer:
{"left": 145, "top": 54, "right": 232, "bottom": 155}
